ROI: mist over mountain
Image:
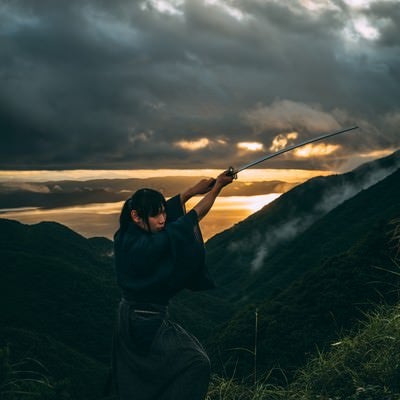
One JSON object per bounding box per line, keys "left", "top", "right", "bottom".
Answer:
{"left": 198, "top": 151, "right": 400, "bottom": 379}
{"left": 204, "top": 149, "right": 400, "bottom": 299}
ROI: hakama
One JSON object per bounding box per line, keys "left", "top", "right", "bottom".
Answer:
{"left": 112, "top": 299, "right": 210, "bottom": 400}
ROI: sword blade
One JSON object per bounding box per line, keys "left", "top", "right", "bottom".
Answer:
{"left": 234, "top": 125, "right": 358, "bottom": 174}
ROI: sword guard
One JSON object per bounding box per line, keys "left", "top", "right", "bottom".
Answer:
{"left": 227, "top": 166, "right": 237, "bottom": 179}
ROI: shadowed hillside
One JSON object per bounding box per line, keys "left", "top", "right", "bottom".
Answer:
{"left": 0, "top": 219, "right": 118, "bottom": 363}
{"left": 204, "top": 165, "right": 400, "bottom": 380}
{"left": 205, "top": 149, "right": 400, "bottom": 300}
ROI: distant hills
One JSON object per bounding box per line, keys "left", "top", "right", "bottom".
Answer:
{"left": 1, "top": 149, "right": 400, "bottom": 396}
{"left": 0, "top": 176, "right": 298, "bottom": 209}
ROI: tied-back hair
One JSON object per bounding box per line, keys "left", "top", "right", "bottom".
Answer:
{"left": 115, "top": 188, "right": 167, "bottom": 238}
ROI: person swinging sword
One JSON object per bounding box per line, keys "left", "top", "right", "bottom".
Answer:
{"left": 111, "top": 126, "right": 358, "bottom": 400}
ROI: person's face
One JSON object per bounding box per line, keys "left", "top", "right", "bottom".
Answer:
{"left": 131, "top": 209, "right": 166, "bottom": 233}
{"left": 146, "top": 211, "right": 166, "bottom": 232}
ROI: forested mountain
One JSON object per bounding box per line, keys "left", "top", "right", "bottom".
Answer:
{"left": 205, "top": 149, "right": 400, "bottom": 301}
{"left": 0, "top": 219, "right": 118, "bottom": 399}
{"left": 199, "top": 153, "right": 400, "bottom": 380}
{"left": 1, "top": 150, "right": 400, "bottom": 398}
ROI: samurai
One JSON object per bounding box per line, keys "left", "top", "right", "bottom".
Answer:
{"left": 112, "top": 171, "right": 234, "bottom": 400}
{"left": 110, "top": 125, "right": 357, "bottom": 399}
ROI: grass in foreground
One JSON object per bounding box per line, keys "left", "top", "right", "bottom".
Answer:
{"left": 207, "top": 303, "right": 400, "bottom": 400}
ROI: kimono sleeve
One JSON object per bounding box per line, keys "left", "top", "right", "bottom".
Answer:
{"left": 166, "top": 195, "right": 185, "bottom": 223}
{"left": 165, "top": 210, "right": 215, "bottom": 291}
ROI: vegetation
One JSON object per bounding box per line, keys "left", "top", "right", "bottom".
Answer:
{"left": 205, "top": 167, "right": 400, "bottom": 379}
{"left": 206, "top": 374, "right": 286, "bottom": 400}
{"left": 0, "top": 328, "right": 111, "bottom": 400}
{"left": 0, "top": 345, "right": 70, "bottom": 399}
{"left": 206, "top": 217, "right": 400, "bottom": 399}
{"left": 206, "top": 302, "right": 400, "bottom": 399}
{"left": 290, "top": 304, "right": 400, "bottom": 399}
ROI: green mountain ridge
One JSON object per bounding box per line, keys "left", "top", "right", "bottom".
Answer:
{"left": 244, "top": 166, "right": 400, "bottom": 302}
{"left": 202, "top": 165, "right": 400, "bottom": 380}
{"left": 208, "top": 215, "right": 400, "bottom": 379}
{"left": 205, "top": 149, "right": 400, "bottom": 301}
{"left": 0, "top": 219, "right": 113, "bottom": 274}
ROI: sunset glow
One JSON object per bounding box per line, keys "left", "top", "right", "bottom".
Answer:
{"left": 270, "top": 132, "right": 299, "bottom": 152}
{"left": 0, "top": 168, "right": 334, "bottom": 183}
{"left": 174, "top": 138, "right": 210, "bottom": 151}
{"left": 357, "top": 149, "right": 395, "bottom": 159}
{"left": 237, "top": 142, "right": 264, "bottom": 151}
{"left": 294, "top": 143, "right": 341, "bottom": 158}
{"left": 1, "top": 194, "right": 281, "bottom": 241}
{"left": 186, "top": 194, "right": 281, "bottom": 213}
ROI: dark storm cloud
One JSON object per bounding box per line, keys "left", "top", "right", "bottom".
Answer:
{"left": 0, "top": 0, "right": 399, "bottom": 170}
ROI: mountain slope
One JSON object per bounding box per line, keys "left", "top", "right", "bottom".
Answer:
{"left": 206, "top": 168, "right": 400, "bottom": 379}
{"left": 0, "top": 219, "right": 119, "bottom": 364}
{"left": 205, "top": 149, "right": 400, "bottom": 301}
{"left": 242, "top": 167, "right": 400, "bottom": 302}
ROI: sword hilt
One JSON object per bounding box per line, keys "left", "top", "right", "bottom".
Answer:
{"left": 226, "top": 166, "right": 238, "bottom": 179}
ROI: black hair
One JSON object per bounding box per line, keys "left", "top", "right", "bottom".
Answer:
{"left": 115, "top": 188, "right": 167, "bottom": 237}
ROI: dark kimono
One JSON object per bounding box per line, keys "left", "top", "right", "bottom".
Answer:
{"left": 112, "top": 195, "right": 214, "bottom": 400}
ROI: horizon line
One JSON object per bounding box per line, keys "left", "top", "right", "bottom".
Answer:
{"left": 0, "top": 168, "right": 334, "bottom": 183}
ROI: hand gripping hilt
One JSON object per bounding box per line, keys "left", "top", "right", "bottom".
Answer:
{"left": 226, "top": 166, "right": 238, "bottom": 179}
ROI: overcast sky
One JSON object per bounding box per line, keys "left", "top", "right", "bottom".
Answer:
{"left": 1, "top": 0, "right": 399, "bottom": 171}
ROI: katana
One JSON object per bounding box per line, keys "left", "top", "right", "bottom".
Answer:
{"left": 226, "top": 125, "right": 359, "bottom": 177}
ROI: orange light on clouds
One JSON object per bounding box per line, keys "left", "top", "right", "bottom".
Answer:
{"left": 174, "top": 138, "right": 209, "bottom": 151}
{"left": 237, "top": 142, "right": 264, "bottom": 151}
{"left": 293, "top": 143, "right": 340, "bottom": 158}
{"left": 270, "top": 132, "right": 298, "bottom": 152}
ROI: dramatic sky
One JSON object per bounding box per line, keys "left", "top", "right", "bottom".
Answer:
{"left": 1, "top": 0, "right": 399, "bottom": 171}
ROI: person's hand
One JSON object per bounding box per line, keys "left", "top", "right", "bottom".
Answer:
{"left": 214, "top": 170, "right": 234, "bottom": 189}
{"left": 191, "top": 178, "right": 216, "bottom": 195}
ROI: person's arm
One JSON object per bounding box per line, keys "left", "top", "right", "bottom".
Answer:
{"left": 192, "top": 171, "right": 233, "bottom": 221}
{"left": 180, "top": 178, "right": 216, "bottom": 205}
{"left": 167, "top": 177, "right": 216, "bottom": 223}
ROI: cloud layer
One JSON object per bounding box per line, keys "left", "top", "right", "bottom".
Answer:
{"left": 1, "top": 0, "right": 399, "bottom": 170}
